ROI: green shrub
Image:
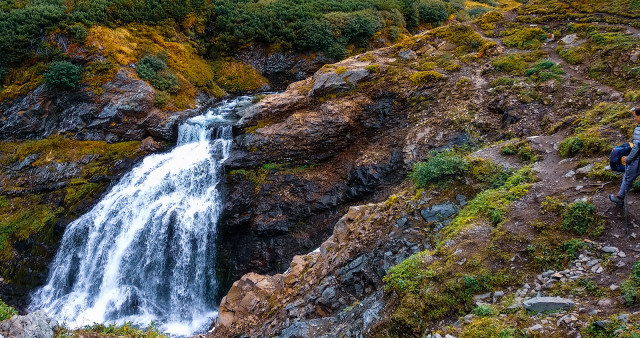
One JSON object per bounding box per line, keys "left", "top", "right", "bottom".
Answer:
{"left": 365, "top": 64, "right": 380, "bottom": 73}
{"left": 137, "top": 54, "right": 180, "bottom": 93}
{"left": 68, "top": 23, "right": 88, "bottom": 43}
{"left": 500, "top": 139, "right": 539, "bottom": 162}
{"left": 503, "top": 27, "right": 548, "bottom": 49}
{"left": 491, "top": 77, "right": 516, "bottom": 87}
{"left": 409, "top": 151, "right": 469, "bottom": 187}
{"left": 558, "top": 133, "right": 611, "bottom": 158}
{"left": 562, "top": 201, "right": 602, "bottom": 236}
{"left": 472, "top": 304, "right": 494, "bottom": 316}
{"left": 154, "top": 91, "right": 170, "bottom": 108}
{"left": 621, "top": 262, "right": 640, "bottom": 306}
{"left": 491, "top": 51, "right": 547, "bottom": 75}
{"left": 525, "top": 59, "right": 564, "bottom": 83}
{"left": 560, "top": 239, "right": 585, "bottom": 260}
{"left": 0, "top": 298, "right": 16, "bottom": 321}
{"left": 625, "top": 90, "right": 640, "bottom": 102}
{"left": 44, "top": 61, "right": 82, "bottom": 89}
{"left": 409, "top": 70, "right": 444, "bottom": 85}
{"left": 477, "top": 11, "right": 503, "bottom": 30}
{"left": 557, "top": 46, "right": 589, "bottom": 65}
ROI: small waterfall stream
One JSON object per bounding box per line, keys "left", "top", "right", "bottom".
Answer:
{"left": 30, "top": 97, "right": 253, "bottom": 336}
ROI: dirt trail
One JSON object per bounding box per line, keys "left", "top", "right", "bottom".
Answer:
{"left": 474, "top": 133, "right": 640, "bottom": 300}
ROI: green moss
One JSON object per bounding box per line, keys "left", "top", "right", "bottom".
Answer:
{"left": 442, "top": 166, "right": 536, "bottom": 242}
{"left": 409, "top": 70, "right": 444, "bottom": 85}
{"left": 365, "top": 64, "right": 380, "bottom": 73}
{"left": 500, "top": 139, "right": 539, "bottom": 163}
{"left": 558, "top": 133, "right": 611, "bottom": 158}
{"left": 335, "top": 66, "right": 347, "bottom": 75}
{"left": 557, "top": 46, "right": 589, "bottom": 65}
{"left": 541, "top": 195, "right": 566, "bottom": 215}
{"left": 524, "top": 59, "right": 564, "bottom": 83}
{"left": 625, "top": 90, "right": 640, "bottom": 102}
{"left": 491, "top": 51, "right": 547, "bottom": 75}
{"left": 384, "top": 251, "right": 433, "bottom": 294}
{"left": 58, "top": 321, "right": 166, "bottom": 338}
{"left": 409, "top": 150, "right": 469, "bottom": 187}
{"left": 430, "top": 24, "right": 496, "bottom": 55}
{"left": 490, "top": 77, "right": 516, "bottom": 87}
{"left": 502, "top": 27, "right": 548, "bottom": 49}
{"left": 472, "top": 304, "right": 495, "bottom": 317}
{"left": 477, "top": 11, "right": 504, "bottom": 31}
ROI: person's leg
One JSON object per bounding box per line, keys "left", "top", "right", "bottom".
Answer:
{"left": 618, "top": 159, "right": 640, "bottom": 198}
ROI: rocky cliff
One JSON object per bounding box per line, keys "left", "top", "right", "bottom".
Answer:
{"left": 210, "top": 1, "right": 640, "bottom": 336}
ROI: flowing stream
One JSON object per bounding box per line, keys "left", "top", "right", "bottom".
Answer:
{"left": 30, "top": 97, "right": 253, "bottom": 336}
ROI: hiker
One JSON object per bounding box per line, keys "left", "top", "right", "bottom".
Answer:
{"left": 610, "top": 106, "right": 640, "bottom": 205}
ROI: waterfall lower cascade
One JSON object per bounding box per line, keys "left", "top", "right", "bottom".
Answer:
{"left": 30, "top": 97, "right": 252, "bottom": 336}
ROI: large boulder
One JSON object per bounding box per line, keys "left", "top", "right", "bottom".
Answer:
{"left": 0, "top": 311, "right": 57, "bottom": 338}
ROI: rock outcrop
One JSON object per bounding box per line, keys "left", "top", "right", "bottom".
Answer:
{"left": 0, "top": 69, "right": 209, "bottom": 143}
{"left": 0, "top": 311, "right": 56, "bottom": 338}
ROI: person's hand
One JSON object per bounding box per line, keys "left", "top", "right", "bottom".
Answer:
{"left": 623, "top": 156, "right": 627, "bottom": 165}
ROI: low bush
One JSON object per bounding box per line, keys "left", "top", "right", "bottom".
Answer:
{"left": 562, "top": 201, "right": 603, "bottom": 236}
{"left": 0, "top": 298, "right": 16, "bottom": 321}
{"left": 44, "top": 61, "right": 82, "bottom": 89}
{"left": 409, "top": 70, "right": 444, "bottom": 85}
{"left": 503, "top": 27, "right": 548, "bottom": 49}
{"left": 558, "top": 133, "right": 611, "bottom": 158}
{"left": 621, "top": 261, "right": 640, "bottom": 306}
{"left": 500, "top": 139, "right": 539, "bottom": 162}
{"left": 625, "top": 90, "right": 640, "bottom": 102}
{"left": 557, "top": 46, "right": 589, "bottom": 65}
{"left": 409, "top": 151, "right": 469, "bottom": 187}
{"left": 137, "top": 54, "right": 180, "bottom": 93}
{"left": 524, "top": 59, "right": 564, "bottom": 83}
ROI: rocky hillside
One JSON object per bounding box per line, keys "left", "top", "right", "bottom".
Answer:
{"left": 208, "top": 0, "right": 640, "bottom": 336}
{"left": 2, "top": 0, "right": 640, "bottom": 337}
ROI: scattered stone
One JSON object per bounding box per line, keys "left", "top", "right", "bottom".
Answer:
{"left": 618, "top": 314, "right": 629, "bottom": 323}
{"left": 420, "top": 203, "right": 459, "bottom": 223}
{"left": 564, "top": 170, "right": 576, "bottom": 178}
{"left": 575, "top": 164, "right": 594, "bottom": 178}
{"left": 474, "top": 292, "right": 492, "bottom": 302}
{"left": 619, "top": 251, "right": 627, "bottom": 258}
{"left": 493, "top": 291, "right": 505, "bottom": 303}
{"left": 394, "top": 217, "right": 408, "bottom": 228}
{"left": 551, "top": 273, "right": 563, "bottom": 279}
{"left": 597, "top": 299, "right": 614, "bottom": 307}
{"left": 398, "top": 49, "right": 417, "bottom": 60}
{"left": 562, "top": 34, "right": 577, "bottom": 44}
{"left": 594, "top": 320, "right": 608, "bottom": 328}
{"left": 528, "top": 324, "right": 544, "bottom": 331}
{"left": 456, "top": 194, "right": 467, "bottom": 207}
{"left": 523, "top": 296, "right": 575, "bottom": 312}
{"left": 602, "top": 246, "right": 619, "bottom": 254}
{"left": 610, "top": 284, "right": 619, "bottom": 291}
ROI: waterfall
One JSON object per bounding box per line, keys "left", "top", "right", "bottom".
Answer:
{"left": 30, "top": 97, "right": 252, "bottom": 336}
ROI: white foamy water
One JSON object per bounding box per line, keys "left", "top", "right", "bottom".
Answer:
{"left": 30, "top": 97, "right": 253, "bottom": 336}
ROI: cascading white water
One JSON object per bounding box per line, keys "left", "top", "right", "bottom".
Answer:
{"left": 30, "top": 97, "right": 253, "bottom": 336}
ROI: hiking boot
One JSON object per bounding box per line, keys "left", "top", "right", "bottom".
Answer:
{"left": 609, "top": 193, "right": 624, "bottom": 206}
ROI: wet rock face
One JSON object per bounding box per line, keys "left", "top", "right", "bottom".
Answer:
{"left": 0, "top": 70, "right": 203, "bottom": 142}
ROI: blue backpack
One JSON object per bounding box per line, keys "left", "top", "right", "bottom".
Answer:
{"left": 610, "top": 142, "right": 633, "bottom": 172}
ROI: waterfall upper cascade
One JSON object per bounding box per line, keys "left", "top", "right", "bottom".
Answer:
{"left": 30, "top": 97, "right": 253, "bottom": 336}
